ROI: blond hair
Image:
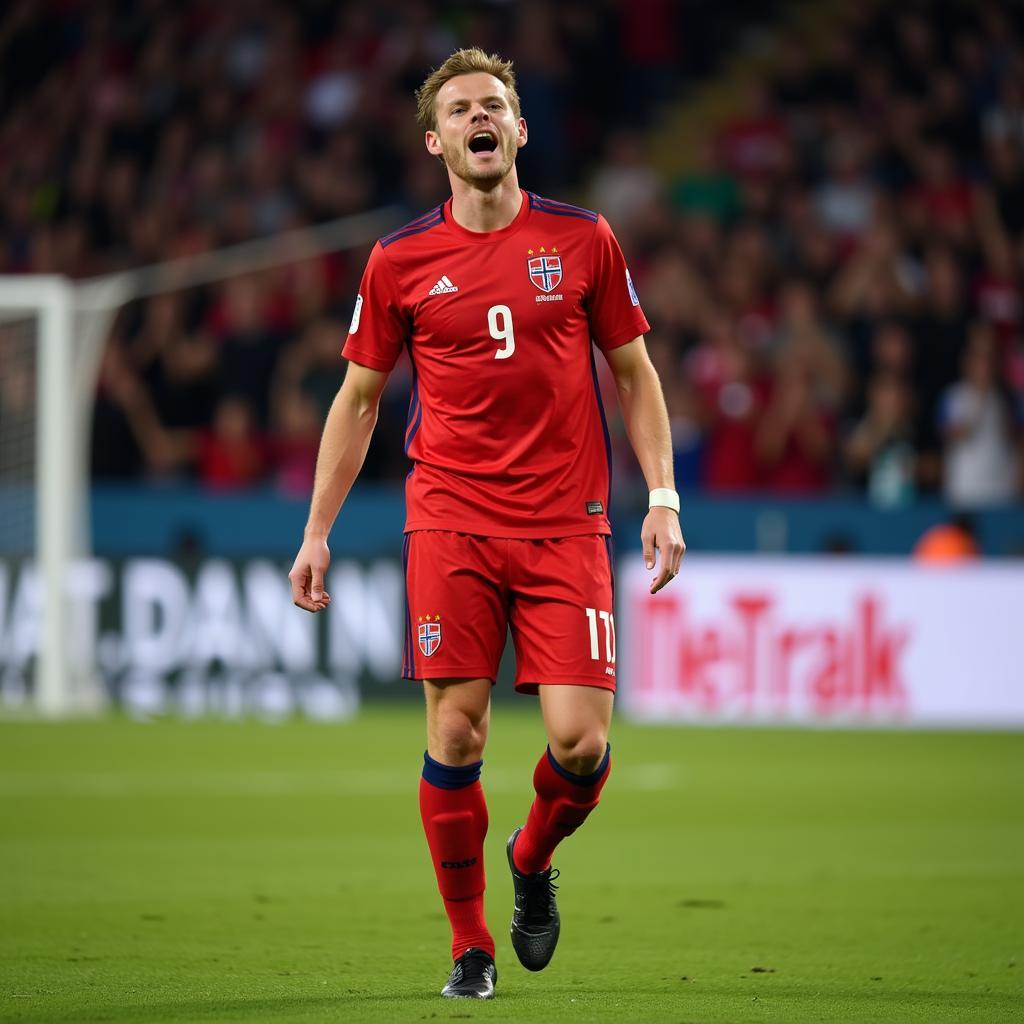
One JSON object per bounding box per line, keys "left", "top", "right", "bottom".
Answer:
{"left": 415, "top": 48, "right": 520, "bottom": 133}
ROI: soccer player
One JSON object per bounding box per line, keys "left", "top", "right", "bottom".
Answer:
{"left": 288, "top": 48, "right": 685, "bottom": 999}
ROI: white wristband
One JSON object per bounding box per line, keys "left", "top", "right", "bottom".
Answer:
{"left": 649, "top": 488, "right": 680, "bottom": 513}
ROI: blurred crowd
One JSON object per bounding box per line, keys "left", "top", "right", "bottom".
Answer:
{"left": 1, "top": 0, "right": 1022, "bottom": 509}
{"left": 624, "top": 0, "right": 1024, "bottom": 509}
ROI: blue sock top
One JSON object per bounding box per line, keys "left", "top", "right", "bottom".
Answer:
{"left": 546, "top": 743, "right": 611, "bottom": 787}
{"left": 422, "top": 751, "right": 483, "bottom": 789}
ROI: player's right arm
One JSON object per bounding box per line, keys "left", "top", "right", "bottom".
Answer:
{"left": 289, "top": 361, "right": 390, "bottom": 612}
{"left": 291, "top": 239, "right": 408, "bottom": 611}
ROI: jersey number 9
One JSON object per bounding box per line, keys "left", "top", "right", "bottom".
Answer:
{"left": 488, "top": 304, "right": 515, "bottom": 360}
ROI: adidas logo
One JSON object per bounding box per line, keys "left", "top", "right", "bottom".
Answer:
{"left": 428, "top": 275, "right": 459, "bottom": 295}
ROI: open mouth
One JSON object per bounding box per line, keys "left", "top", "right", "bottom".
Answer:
{"left": 468, "top": 131, "right": 498, "bottom": 154}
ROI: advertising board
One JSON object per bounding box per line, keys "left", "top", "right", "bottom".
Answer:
{"left": 0, "top": 557, "right": 407, "bottom": 719}
{"left": 619, "top": 558, "right": 1024, "bottom": 728}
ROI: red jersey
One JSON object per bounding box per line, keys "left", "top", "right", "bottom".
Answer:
{"left": 342, "top": 190, "right": 650, "bottom": 538}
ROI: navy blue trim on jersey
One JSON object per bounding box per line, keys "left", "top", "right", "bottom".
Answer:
{"left": 589, "top": 344, "right": 613, "bottom": 516}
{"left": 380, "top": 204, "right": 445, "bottom": 248}
{"left": 404, "top": 338, "right": 422, "bottom": 453}
{"left": 422, "top": 752, "right": 483, "bottom": 789}
{"left": 381, "top": 204, "right": 443, "bottom": 240}
{"left": 405, "top": 399, "right": 422, "bottom": 453}
{"left": 402, "top": 534, "right": 413, "bottom": 678}
{"left": 405, "top": 365, "right": 422, "bottom": 453}
{"left": 527, "top": 192, "right": 599, "bottom": 223}
{"left": 546, "top": 744, "right": 610, "bottom": 786}
{"left": 603, "top": 534, "right": 615, "bottom": 603}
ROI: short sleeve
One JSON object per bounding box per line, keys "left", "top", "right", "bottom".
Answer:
{"left": 341, "top": 242, "right": 408, "bottom": 371}
{"left": 587, "top": 215, "right": 651, "bottom": 352}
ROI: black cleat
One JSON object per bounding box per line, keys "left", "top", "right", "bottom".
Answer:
{"left": 507, "top": 827, "right": 561, "bottom": 971}
{"left": 440, "top": 947, "right": 497, "bottom": 999}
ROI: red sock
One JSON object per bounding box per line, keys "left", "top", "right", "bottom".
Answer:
{"left": 419, "top": 754, "right": 494, "bottom": 960}
{"left": 513, "top": 745, "right": 612, "bottom": 875}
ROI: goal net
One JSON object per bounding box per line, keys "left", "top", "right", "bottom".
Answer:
{"left": 0, "top": 208, "right": 399, "bottom": 717}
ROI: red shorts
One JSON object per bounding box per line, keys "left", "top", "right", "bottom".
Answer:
{"left": 402, "top": 531, "right": 616, "bottom": 693}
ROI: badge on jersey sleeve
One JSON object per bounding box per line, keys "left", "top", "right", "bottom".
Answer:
{"left": 417, "top": 614, "right": 442, "bottom": 657}
{"left": 528, "top": 254, "right": 563, "bottom": 293}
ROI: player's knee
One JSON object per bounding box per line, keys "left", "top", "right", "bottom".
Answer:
{"left": 549, "top": 731, "right": 608, "bottom": 777}
{"left": 432, "top": 711, "right": 487, "bottom": 765}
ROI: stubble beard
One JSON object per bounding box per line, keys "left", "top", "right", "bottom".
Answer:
{"left": 443, "top": 132, "right": 517, "bottom": 189}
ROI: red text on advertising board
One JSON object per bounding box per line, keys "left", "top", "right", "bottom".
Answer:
{"left": 635, "top": 591, "right": 910, "bottom": 719}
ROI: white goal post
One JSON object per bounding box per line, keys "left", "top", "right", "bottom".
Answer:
{"left": 0, "top": 207, "right": 401, "bottom": 717}
{"left": 0, "top": 276, "right": 81, "bottom": 714}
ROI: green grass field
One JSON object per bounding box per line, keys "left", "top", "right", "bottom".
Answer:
{"left": 0, "top": 709, "right": 1021, "bottom": 1023}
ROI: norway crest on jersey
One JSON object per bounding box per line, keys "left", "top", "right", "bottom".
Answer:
{"left": 528, "top": 254, "right": 562, "bottom": 293}
{"left": 418, "top": 618, "right": 442, "bottom": 658}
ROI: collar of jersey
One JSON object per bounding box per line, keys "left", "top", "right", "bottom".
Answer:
{"left": 442, "top": 188, "right": 531, "bottom": 242}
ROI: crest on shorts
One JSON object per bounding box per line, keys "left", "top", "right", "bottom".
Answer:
{"left": 418, "top": 615, "right": 442, "bottom": 657}
{"left": 528, "top": 254, "right": 562, "bottom": 293}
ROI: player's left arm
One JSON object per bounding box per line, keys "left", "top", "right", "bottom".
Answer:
{"left": 604, "top": 337, "right": 686, "bottom": 594}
